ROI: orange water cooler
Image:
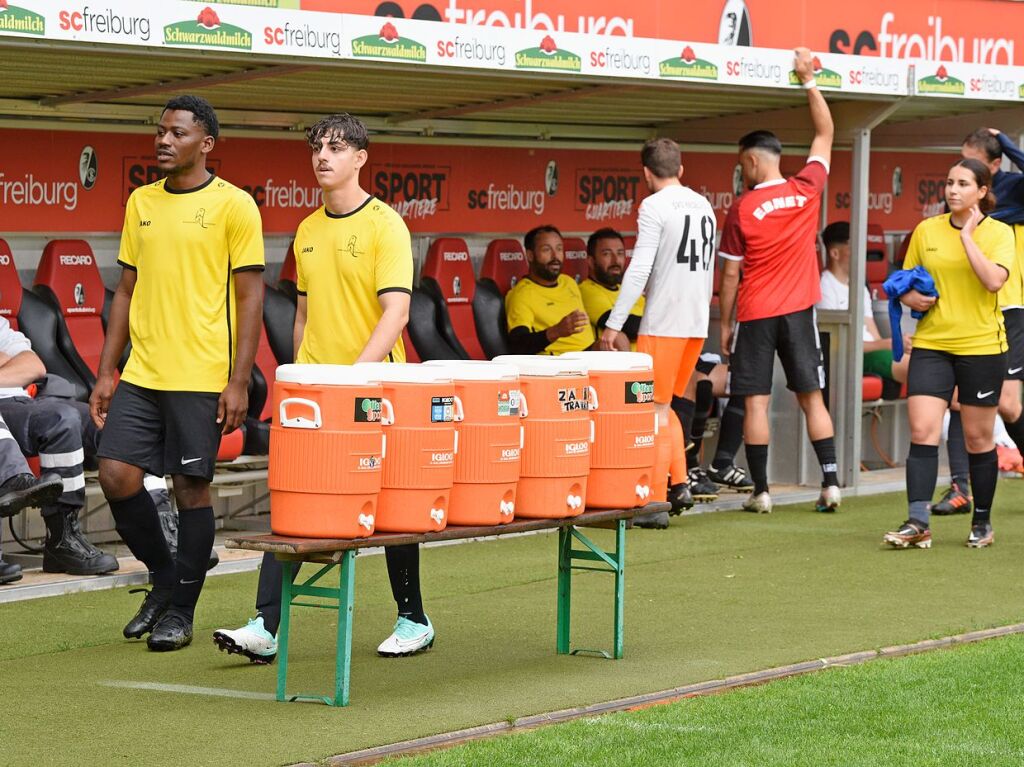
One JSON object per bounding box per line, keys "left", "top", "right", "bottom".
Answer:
{"left": 268, "top": 364, "right": 387, "bottom": 538}
{"left": 354, "top": 363, "right": 457, "bottom": 532}
{"left": 425, "top": 360, "right": 522, "bottom": 525}
{"left": 562, "top": 351, "right": 656, "bottom": 508}
{"left": 492, "top": 355, "right": 593, "bottom": 518}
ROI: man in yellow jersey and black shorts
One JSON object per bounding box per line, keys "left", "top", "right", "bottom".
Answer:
{"left": 213, "top": 113, "right": 433, "bottom": 663}
{"left": 505, "top": 225, "right": 604, "bottom": 355}
{"left": 92, "top": 95, "right": 265, "bottom": 651}
{"left": 579, "top": 228, "right": 644, "bottom": 350}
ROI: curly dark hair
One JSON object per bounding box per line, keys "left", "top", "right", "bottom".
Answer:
{"left": 163, "top": 95, "right": 219, "bottom": 139}
{"left": 307, "top": 113, "right": 369, "bottom": 152}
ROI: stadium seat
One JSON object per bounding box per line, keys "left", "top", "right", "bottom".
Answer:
{"left": 473, "top": 280, "right": 509, "bottom": 359}
{"left": 895, "top": 228, "right": 914, "bottom": 265}
{"left": 420, "top": 237, "right": 485, "bottom": 360}
{"left": 862, "top": 374, "right": 884, "bottom": 402}
{"left": 561, "top": 236, "right": 589, "bottom": 283}
{"left": 277, "top": 240, "right": 298, "bottom": 302}
{"left": 263, "top": 283, "right": 296, "bottom": 365}
{"left": 406, "top": 288, "right": 460, "bottom": 361}
{"left": 866, "top": 223, "right": 889, "bottom": 299}
{"left": 479, "top": 239, "right": 526, "bottom": 295}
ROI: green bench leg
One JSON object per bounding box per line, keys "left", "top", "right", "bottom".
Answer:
{"left": 333, "top": 550, "right": 356, "bottom": 707}
{"left": 276, "top": 565, "right": 293, "bottom": 703}
{"left": 613, "top": 518, "right": 626, "bottom": 659}
{"left": 557, "top": 526, "right": 572, "bottom": 654}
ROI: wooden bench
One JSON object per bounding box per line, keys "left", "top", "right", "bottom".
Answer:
{"left": 225, "top": 502, "right": 669, "bottom": 706}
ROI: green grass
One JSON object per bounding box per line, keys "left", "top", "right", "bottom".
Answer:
{"left": 2, "top": 484, "right": 1024, "bottom": 767}
{"left": 390, "top": 635, "right": 1024, "bottom": 767}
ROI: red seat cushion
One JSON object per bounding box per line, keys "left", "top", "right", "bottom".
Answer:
{"left": 0, "top": 239, "right": 23, "bottom": 329}
{"left": 34, "top": 240, "right": 106, "bottom": 375}
{"left": 217, "top": 428, "right": 244, "bottom": 461}
{"left": 865, "top": 223, "right": 888, "bottom": 297}
{"left": 561, "top": 237, "right": 589, "bottom": 283}
{"left": 862, "top": 374, "right": 883, "bottom": 401}
{"left": 480, "top": 239, "right": 526, "bottom": 295}
{"left": 422, "top": 238, "right": 486, "bottom": 360}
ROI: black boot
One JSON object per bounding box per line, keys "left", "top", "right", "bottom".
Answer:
{"left": 43, "top": 507, "right": 120, "bottom": 575}
{"left": 0, "top": 472, "right": 63, "bottom": 518}
{"left": 147, "top": 609, "right": 193, "bottom": 651}
{"left": 153, "top": 492, "right": 218, "bottom": 574}
{"left": 123, "top": 588, "right": 169, "bottom": 638}
{"left": 0, "top": 559, "right": 22, "bottom": 585}
{"left": 668, "top": 483, "right": 694, "bottom": 516}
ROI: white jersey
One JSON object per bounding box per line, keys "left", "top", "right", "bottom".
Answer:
{"left": 816, "top": 269, "right": 873, "bottom": 343}
{"left": 606, "top": 184, "right": 716, "bottom": 338}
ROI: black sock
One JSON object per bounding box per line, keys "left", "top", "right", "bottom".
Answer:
{"left": 386, "top": 543, "right": 426, "bottom": 625}
{"left": 688, "top": 381, "right": 714, "bottom": 467}
{"left": 746, "top": 444, "right": 769, "bottom": 494}
{"left": 255, "top": 552, "right": 300, "bottom": 635}
{"left": 811, "top": 437, "right": 839, "bottom": 487}
{"left": 968, "top": 449, "right": 998, "bottom": 526}
{"left": 906, "top": 443, "right": 939, "bottom": 526}
{"left": 170, "top": 506, "right": 215, "bottom": 621}
{"left": 108, "top": 488, "right": 175, "bottom": 593}
{"left": 1003, "top": 414, "right": 1024, "bottom": 453}
{"left": 671, "top": 396, "right": 695, "bottom": 443}
{"left": 712, "top": 396, "right": 745, "bottom": 470}
{"left": 946, "top": 411, "right": 970, "bottom": 486}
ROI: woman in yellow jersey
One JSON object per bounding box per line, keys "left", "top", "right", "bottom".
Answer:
{"left": 884, "top": 159, "right": 1015, "bottom": 551}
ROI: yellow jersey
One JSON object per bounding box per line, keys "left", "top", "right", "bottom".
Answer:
{"left": 295, "top": 197, "right": 412, "bottom": 365}
{"left": 505, "top": 274, "right": 595, "bottom": 355}
{"left": 117, "top": 176, "right": 264, "bottom": 392}
{"left": 905, "top": 214, "right": 1015, "bottom": 355}
{"left": 578, "top": 278, "right": 646, "bottom": 351}
{"left": 1001, "top": 223, "right": 1024, "bottom": 309}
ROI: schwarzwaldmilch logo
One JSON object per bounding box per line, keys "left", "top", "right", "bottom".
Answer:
{"left": 515, "top": 35, "right": 581, "bottom": 72}
{"left": 351, "top": 22, "right": 426, "bottom": 62}
{"left": 659, "top": 46, "right": 719, "bottom": 80}
{"left": 788, "top": 56, "right": 841, "bottom": 88}
{"left": 918, "top": 65, "right": 965, "bottom": 95}
{"left": 0, "top": 0, "right": 45, "bottom": 35}
{"left": 164, "top": 6, "right": 252, "bottom": 50}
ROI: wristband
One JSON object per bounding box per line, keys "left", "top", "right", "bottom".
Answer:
{"left": 801, "top": 78, "right": 817, "bottom": 90}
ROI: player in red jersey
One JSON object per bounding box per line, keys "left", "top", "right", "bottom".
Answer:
{"left": 717, "top": 47, "right": 839, "bottom": 515}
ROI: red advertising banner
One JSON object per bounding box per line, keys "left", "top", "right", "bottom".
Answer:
{"left": 0, "top": 128, "right": 955, "bottom": 237}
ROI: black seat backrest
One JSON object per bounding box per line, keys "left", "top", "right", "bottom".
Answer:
{"left": 18, "top": 290, "right": 92, "bottom": 402}
{"left": 473, "top": 280, "right": 509, "bottom": 359}
{"left": 407, "top": 288, "right": 461, "bottom": 361}
{"left": 264, "top": 283, "right": 296, "bottom": 365}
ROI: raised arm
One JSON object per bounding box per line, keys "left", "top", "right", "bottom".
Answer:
{"left": 793, "top": 47, "right": 834, "bottom": 167}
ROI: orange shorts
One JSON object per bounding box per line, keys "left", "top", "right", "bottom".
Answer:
{"left": 637, "top": 336, "right": 705, "bottom": 403}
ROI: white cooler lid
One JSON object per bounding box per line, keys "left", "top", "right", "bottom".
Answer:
{"left": 354, "top": 362, "right": 453, "bottom": 384}
{"left": 491, "top": 354, "right": 587, "bottom": 377}
{"left": 276, "top": 364, "right": 380, "bottom": 386}
{"left": 560, "top": 351, "right": 653, "bottom": 372}
{"left": 422, "top": 360, "right": 519, "bottom": 382}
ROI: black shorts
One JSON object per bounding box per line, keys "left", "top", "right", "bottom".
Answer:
{"left": 1003, "top": 308, "right": 1024, "bottom": 380}
{"left": 96, "top": 381, "right": 222, "bottom": 480}
{"left": 728, "top": 307, "right": 824, "bottom": 396}
{"left": 906, "top": 348, "right": 1005, "bottom": 407}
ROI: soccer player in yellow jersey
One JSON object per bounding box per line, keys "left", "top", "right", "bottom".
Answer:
{"left": 214, "top": 113, "right": 434, "bottom": 663}
{"left": 579, "top": 228, "right": 645, "bottom": 350}
{"left": 884, "top": 159, "right": 1015, "bottom": 551}
{"left": 91, "top": 96, "right": 265, "bottom": 652}
{"left": 505, "top": 225, "right": 604, "bottom": 355}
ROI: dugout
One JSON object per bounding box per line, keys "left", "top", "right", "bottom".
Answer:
{"left": 1, "top": 1, "right": 1023, "bottom": 553}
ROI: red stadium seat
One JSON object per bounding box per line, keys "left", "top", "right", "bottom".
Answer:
{"left": 420, "top": 238, "right": 485, "bottom": 360}
{"left": 479, "top": 238, "right": 526, "bottom": 295}
{"left": 866, "top": 223, "right": 889, "bottom": 299}
{"left": 218, "top": 428, "right": 245, "bottom": 461}
{"left": 561, "top": 237, "right": 589, "bottom": 283}
{"left": 862, "top": 374, "right": 884, "bottom": 402}
{"left": 0, "top": 239, "right": 23, "bottom": 327}
{"left": 895, "top": 227, "right": 916, "bottom": 265}
{"left": 277, "top": 239, "right": 298, "bottom": 300}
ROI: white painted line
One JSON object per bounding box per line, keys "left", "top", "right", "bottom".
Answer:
{"left": 100, "top": 680, "right": 276, "bottom": 701}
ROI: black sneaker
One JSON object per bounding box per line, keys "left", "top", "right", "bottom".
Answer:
{"left": 632, "top": 510, "right": 670, "bottom": 529}
{"left": 0, "top": 472, "right": 64, "bottom": 518}
{"left": 932, "top": 481, "right": 972, "bottom": 516}
{"left": 667, "top": 482, "right": 694, "bottom": 516}
{"left": 123, "top": 588, "right": 169, "bottom": 639}
{"left": 966, "top": 522, "right": 994, "bottom": 548}
{"left": 43, "top": 509, "right": 119, "bottom": 575}
{"left": 687, "top": 468, "right": 719, "bottom": 502}
{"left": 0, "top": 559, "right": 23, "bottom": 585}
{"left": 706, "top": 464, "right": 755, "bottom": 492}
{"left": 147, "top": 610, "right": 193, "bottom": 652}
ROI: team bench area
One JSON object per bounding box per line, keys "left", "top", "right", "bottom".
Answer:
{"left": 225, "top": 502, "right": 669, "bottom": 707}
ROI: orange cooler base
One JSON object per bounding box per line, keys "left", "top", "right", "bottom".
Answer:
{"left": 270, "top": 492, "right": 377, "bottom": 539}
{"left": 514, "top": 476, "right": 587, "bottom": 519}
{"left": 587, "top": 468, "right": 653, "bottom": 509}
{"left": 376, "top": 489, "right": 450, "bottom": 532}
{"left": 448, "top": 482, "right": 516, "bottom": 526}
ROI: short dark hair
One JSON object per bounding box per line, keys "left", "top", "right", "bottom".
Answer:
{"left": 951, "top": 158, "right": 997, "bottom": 214}
{"left": 738, "top": 130, "right": 782, "bottom": 156}
{"left": 162, "top": 95, "right": 219, "bottom": 139}
{"left": 962, "top": 128, "right": 1001, "bottom": 163}
{"left": 586, "top": 227, "right": 624, "bottom": 257}
{"left": 524, "top": 225, "right": 562, "bottom": 253}
{"left": 641, "top": 138, "right": 682, "bottom": 179}
{"left": 821, "top": 221, "right": 850, "bottom": 251}
{"left": 306, "top": 113, "right": 369, "bottom": 152}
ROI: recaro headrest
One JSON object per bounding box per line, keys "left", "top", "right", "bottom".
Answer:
{"left": 480, "top": 239, "right": 526, "bottom": 295}
{"left": 0, "top": 240, "right": 23, "bottom": 324}
{"left": 35, "top": 240, "right": 104, "bottom": 318}
{"left": 422, "top": 237, "right": 475, "bottom": 304}
{"left": 561, "top": 237, "right": 589, "bottom": 283}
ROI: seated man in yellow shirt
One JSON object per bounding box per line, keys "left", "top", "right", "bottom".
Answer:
{"left": 579, "top": 227, "right": 645, "bottom": 350}
{"left": 505, "top": 225, "right": 602, "bottom": 355}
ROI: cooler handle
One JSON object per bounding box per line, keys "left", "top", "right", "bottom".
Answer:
{"left": 518, "top": 391, "right": 529, "bottom": 418}
{"left": 452, "top": 395, "right": 465, "bottom": 423}
{"left": 279, "top": 398, "right": 322, "bottom": 429}
{"left": 380, "top": 397, "right": 395, "bottom": 426}
{"left": 587, "top": 385, "right": 599, "bottom": 411}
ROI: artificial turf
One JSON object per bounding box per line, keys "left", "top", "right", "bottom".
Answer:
{"left": 2, "top": 484, "right": 1024, "bottom": 767}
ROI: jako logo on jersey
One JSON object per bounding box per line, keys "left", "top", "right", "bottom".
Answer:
{"left": 659, "top": 46, "right": 719, "bottom": 80}
{"left": 264, "top": 23, "right": 341, "bottom": 55}
{"left": 60, "top": 254, "right": 93, "bottom": 266}
{"left": 576, "top": 171, "right": 640, "bottom": 221}
{"left": 352, "top": 22, "right": 426, "bottom": 62}
{"left": 164, "top": 7, "right": 253, "bottom": 50}
{"left": 372, "top": 164, "right": 448, "bottom": 220}
{"left": 516, "top": 35, "right": 581, "bottom": 72}
{"left": 0, "top": 3, "right": 45, "bottom": 35}
{"left": 59, "top": 7, "right": 150, "bottom": 41}
{"left": 752, "top": 195, "right": 809, "bottom": 221}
